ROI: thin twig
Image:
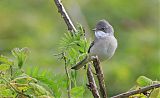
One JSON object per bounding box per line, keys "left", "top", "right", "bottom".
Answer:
{"left": 92, "top": 56, "right": 107, "bottom": 98}
{"left": 62, "top": 52, "right": 71, "bottom": 98}
{"left": 111, "top": 83, "right": 160, "bottom": 98}
{"left": 54, "top": 0, "right": 77, "bottom": 32}
{"left": 87, "top": 64, "right": 100, "bottom": 98}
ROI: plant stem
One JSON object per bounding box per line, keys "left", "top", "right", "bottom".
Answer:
{"left": 62, "top": 53, "right": 71, "bottom": 98}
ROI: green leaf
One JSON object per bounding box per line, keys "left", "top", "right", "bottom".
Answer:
{"left": 0, "top": 64, "right": 10, "bottom": 71}
{"left": 29, "top": 83, "right": 50, "bottom": 96}
{"left": 71, "top": 86, "right": 85, "bottom": 98}
{"left": 0, "top": 55, "right": 13, "bottom": 65}
{"left": 11, "top": 47, "right": 30, "bottom": 69}
{"left": 136, "top": 76, "right": 152, "bottom": 87}
{"left": 0, "top": 84, "right": 7, "bottom": 90}
{"left": 150, "top": 88, "right": 160, "bottom": 98}
{"left": 11, "top": 73, "right": 37, "bottom": 84}
{"left": 10, "top": 83, "right": 29, "bottom": 92}
{"left": 129, "top": 93, "right": 146, "bottom": 98}
{"left": 38, "top": 95, "right": 54, "bottom": 98}
{"left": 0, "top": 89, "right": 15, "bottom": 97}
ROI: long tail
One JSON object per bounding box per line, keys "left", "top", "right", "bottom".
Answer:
{"left": 71, "top": 56, "right": 89, "bottom": 70}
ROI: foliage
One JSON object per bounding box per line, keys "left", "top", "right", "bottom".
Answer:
{"left": 129, "top": 76, "right": 160, "bottom": 98}
{"left": 0, "top": 0, "right": 159, "bottom": 97}
{"left": 59, "top": 25, "right": 89, "bottom": 66}
{"left": 27, "top": 67, "right": 67, "bottom": 98}
{"left": 12, "top": 48, "right": 29, "bottom": 69}
{"left": 0, "top": 48, "right": 54, "bottom": 98}
{"left": 0, "top": 36, "right": 159, "bottom": 98}
{"left": 56, "top": 25, "right": 89, "bottom": 98}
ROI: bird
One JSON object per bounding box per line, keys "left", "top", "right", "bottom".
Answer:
{"left": 71, "top": 19, "right": 117, "bottom": 70}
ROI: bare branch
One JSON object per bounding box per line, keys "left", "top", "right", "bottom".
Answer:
{"left": 87, "top": 64, "right": 100, "bottom": 98}
{"left": 92, "top": 56, "right": 107, "bottom": 98}
{"left": 54, "top": 0, "right": 77, "bottom": 32}
{"left": 111, "top": 83, "right": 160, "bottom": 98}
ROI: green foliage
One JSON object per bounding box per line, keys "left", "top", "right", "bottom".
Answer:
{"left": 129, "top": 76, "right": 160, "bottom": 98}
{"left": 12, "top": 47, "right": 30, "bottom": 69}
{"left": 59, "top": 25, "right": 89, "bottom": 66}
{"left": 150, "top": 88, "right": 160, "bottom": 98}
{"left": 71, "top": 86, "right": 85, "bottom": 98}
{"left": 0, "top": 48, "right": 54, "bottom": 98}
{"left": 0, "top": 0, "right": 159, "bottom": 97}
{"left": 136, "top": 76, "right": 152, "bottom": 87}
{"left": 27, "top": 67, "right": 67, "bottom": 98}
{"left": 56, "top": 25, "right": 89, "bottom": 97}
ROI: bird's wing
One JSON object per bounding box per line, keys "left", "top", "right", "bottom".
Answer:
{"left": 71, "top": 40, "right": 96, "bottom": 70}
{"left": 88, "top": 40, "right": 95, "bottom": 53}
{"left": 71, "top": 56, "right": 88, "bottom": 70}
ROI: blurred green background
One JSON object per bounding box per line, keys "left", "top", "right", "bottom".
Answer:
{"left": 0, "top": 0, "right": 159, "bottom": 97}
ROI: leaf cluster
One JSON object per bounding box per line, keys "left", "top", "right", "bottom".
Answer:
{"left": 59, "top": 25, "right": 89, "bottom": 66}
{"left": 57, "top": 25, "right": 89, "bottom": 98}
{"left": 0, "top": 48, "right": 54, "bottom": 98}
{"left": 129, "top": 76, "right": 160, "bottom": 98}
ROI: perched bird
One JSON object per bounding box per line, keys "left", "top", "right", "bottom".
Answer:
{"left": 71, "top": 19, "right": 117, "bottom": 70}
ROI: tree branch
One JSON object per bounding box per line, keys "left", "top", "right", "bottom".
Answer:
{"left": 92, "top": 56, "right": 107, "bottom": 98}
{"left": 111, "top": 83, "right": 160, "bottom": 98}
{"left": 54, "top": 0, "right": 77, "bottom": 32}
{"left": 87, "top": 64, "right": 100, "bottom": 98}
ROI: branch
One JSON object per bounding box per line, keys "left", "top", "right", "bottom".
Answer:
{"left": 87, "top": 64, "right": 100, "bottom": 98}
{"left": 62, "top": 52, "right": 71, "bottom": 98}
{"left": 92, "top": 56, "right": 107, "bottom": 98}
{"left": 111, "top": 83, "right": 160, "bottom": 98}
{"left": 54, "top": 0, "right": 77, "bottom": 32}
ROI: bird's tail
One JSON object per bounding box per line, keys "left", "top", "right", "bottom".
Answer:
{"left": 71, "top": 56, "right": 89, "bottom": 70}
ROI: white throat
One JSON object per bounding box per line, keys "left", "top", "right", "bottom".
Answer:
{"left": 95, "top": 31, "right": 109, "bottom": 38}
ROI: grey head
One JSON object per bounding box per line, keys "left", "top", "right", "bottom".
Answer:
{"left": 93, "top": 19, "right": 114, "bottom": 35}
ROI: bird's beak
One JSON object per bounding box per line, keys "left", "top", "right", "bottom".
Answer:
{"left": 92, "top": 28, "right": 96, "bottom": 31}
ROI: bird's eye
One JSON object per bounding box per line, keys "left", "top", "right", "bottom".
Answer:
{"left": 102, "top": 27, "right": 105, "bottom": 30}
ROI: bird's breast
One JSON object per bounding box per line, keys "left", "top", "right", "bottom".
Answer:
{"left": 89, "top": 36, "right": 117, "bottom": 61}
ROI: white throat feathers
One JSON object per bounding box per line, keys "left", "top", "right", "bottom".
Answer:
{"left": 95, "top": 31, "right": 110, "bottom": 38}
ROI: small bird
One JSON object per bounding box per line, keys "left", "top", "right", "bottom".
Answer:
{"left": 71, "top": 19, "right": 117, "bottom": 70}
